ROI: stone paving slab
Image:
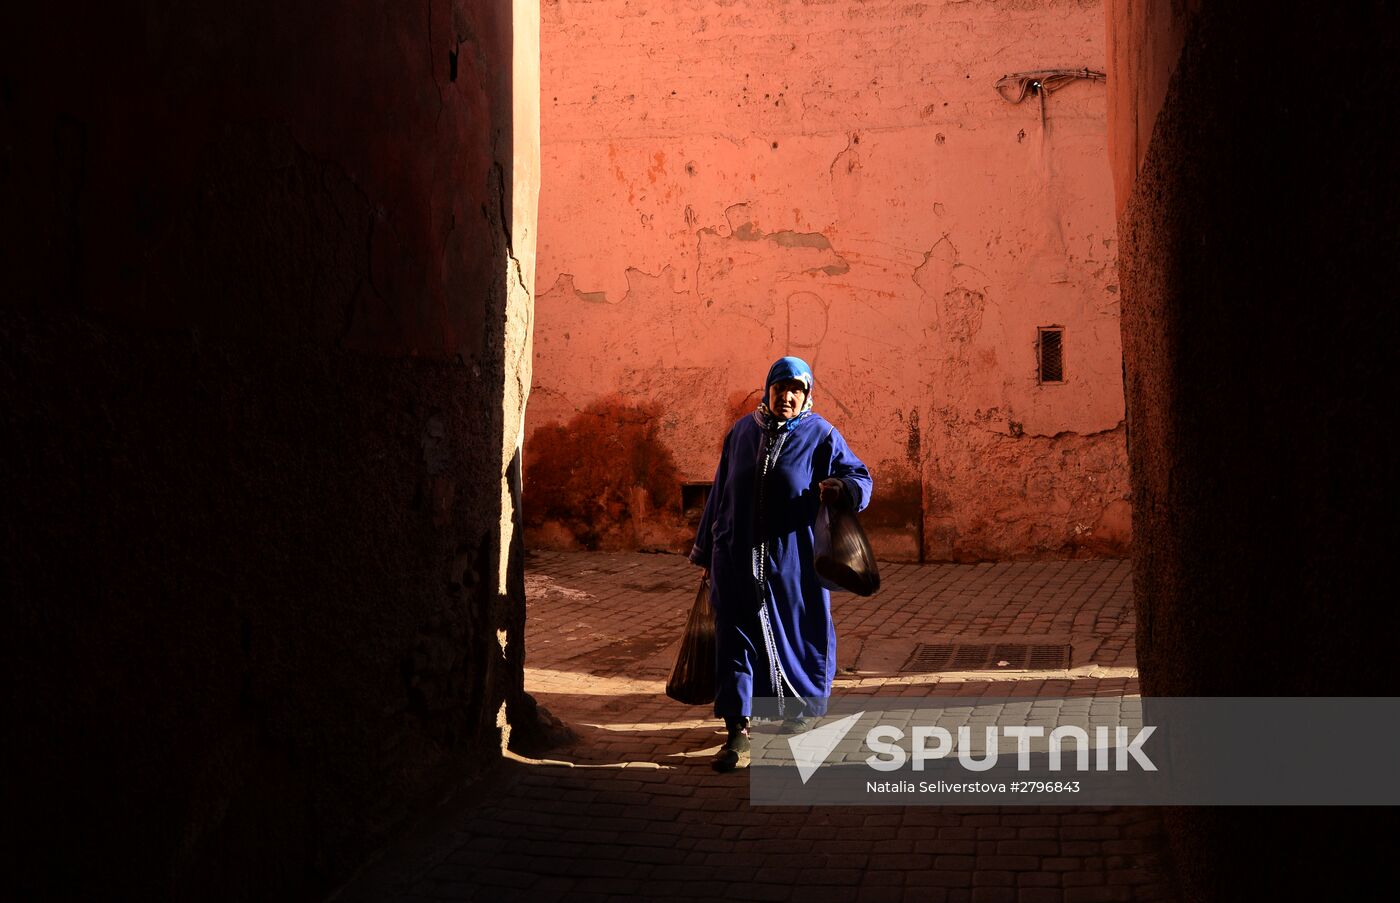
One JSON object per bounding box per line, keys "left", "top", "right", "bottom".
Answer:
{"left": 334, "top": 551, "right": 1175, "bottom": 902}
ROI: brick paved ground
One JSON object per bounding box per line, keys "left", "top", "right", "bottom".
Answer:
{"left": 335, "top": 552, "right": 1176, "bottom": 902}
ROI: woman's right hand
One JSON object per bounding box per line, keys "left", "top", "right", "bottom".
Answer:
{"left": 819, "top": 478, "right": 845, "bottom": 503}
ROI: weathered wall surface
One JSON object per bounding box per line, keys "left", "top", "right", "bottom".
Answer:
{"left": 1103, "top": 0, "right": 1197, "bottom": 215}
{"left": 532, "top": 0, "right": 1129, "bottom": 561}
{"left": 1, "top": 0, "right": 537, "bottom": 898}
{"left": 1109, "top": 2, "right": 1400, "bottom": 900}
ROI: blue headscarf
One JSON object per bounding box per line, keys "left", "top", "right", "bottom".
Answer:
{"left": 754, "top": 356, "right": 815, "bottom": 433}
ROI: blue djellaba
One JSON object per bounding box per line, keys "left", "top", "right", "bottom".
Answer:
{"left": 689, "top": 356, "right": 873, "bottom": 771}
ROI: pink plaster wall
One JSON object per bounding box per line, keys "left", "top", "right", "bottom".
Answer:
{"left": 531, "top": 0, "right": 1129, "bottom": 561}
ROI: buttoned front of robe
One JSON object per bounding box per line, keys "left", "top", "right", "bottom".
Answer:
{"left": 690, "top": 411, "right": 873, "bottom": 718}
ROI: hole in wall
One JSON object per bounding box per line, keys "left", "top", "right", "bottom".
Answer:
{"left": 680, "top": 482, "right": 712, "bottom": 522}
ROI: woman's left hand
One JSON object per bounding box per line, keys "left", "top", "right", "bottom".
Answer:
{"left": 819, "top": 478, "right": 845, "bottom": 503}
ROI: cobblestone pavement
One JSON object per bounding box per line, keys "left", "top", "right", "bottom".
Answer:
{"left": 336, "top": 551, "right": 1176, "bottom": 903}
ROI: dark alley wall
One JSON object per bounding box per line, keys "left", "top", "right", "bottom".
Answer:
{"left": 1, "top": 1, "right": 537, "bottom": 898}
{"left": 1110, "top": 2, "right": 1400, "bottom": 899}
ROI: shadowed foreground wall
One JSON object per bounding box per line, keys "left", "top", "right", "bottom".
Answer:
{"left": 1110, "top": 2, "right": 1399, "bottom": 899}
{"left": 1, "top": 1, "right": 538, "bottom": 898}
{"left": 532, "top": 0, "right": 1129, "bottom": 561}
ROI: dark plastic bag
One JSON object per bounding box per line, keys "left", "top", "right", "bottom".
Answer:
{"left": 814, "top": 494, "right": 881, "bottom": 596}
{"left": 666, "top": 573, "right": 716, "bottom": 705}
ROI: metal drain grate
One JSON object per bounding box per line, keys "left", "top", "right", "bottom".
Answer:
{"left": 903, "top": 642, "right": 1072, "bottom": 673}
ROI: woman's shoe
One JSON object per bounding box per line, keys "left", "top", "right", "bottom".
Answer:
{"left": 778, "top": 715, "right": 814, "bottom": 735}
{"left": 711, "top": 718, "right": 751, "bottom": 772}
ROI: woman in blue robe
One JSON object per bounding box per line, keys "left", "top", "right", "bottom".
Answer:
{"left": 689, "top": 356, "right": 874, "bottom": 771}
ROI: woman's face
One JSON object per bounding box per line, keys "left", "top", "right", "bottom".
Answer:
{"left": 768, "top": 377, "right": 808, "bottom": 419}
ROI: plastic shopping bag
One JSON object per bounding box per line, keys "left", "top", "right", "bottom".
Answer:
{"left": 665, "top": 573, "right": 716, "bottom": 705}
{"left": 814, "top": 494, "right": 881, "bottom": 596}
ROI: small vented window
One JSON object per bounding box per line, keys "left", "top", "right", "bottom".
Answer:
{"left": 1037, "top": 327, "right": 1065, "bottom": 383}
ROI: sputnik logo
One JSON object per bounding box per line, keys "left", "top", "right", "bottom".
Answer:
{"left": 787, "top": 711, "right": 866, "bottom": 784}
